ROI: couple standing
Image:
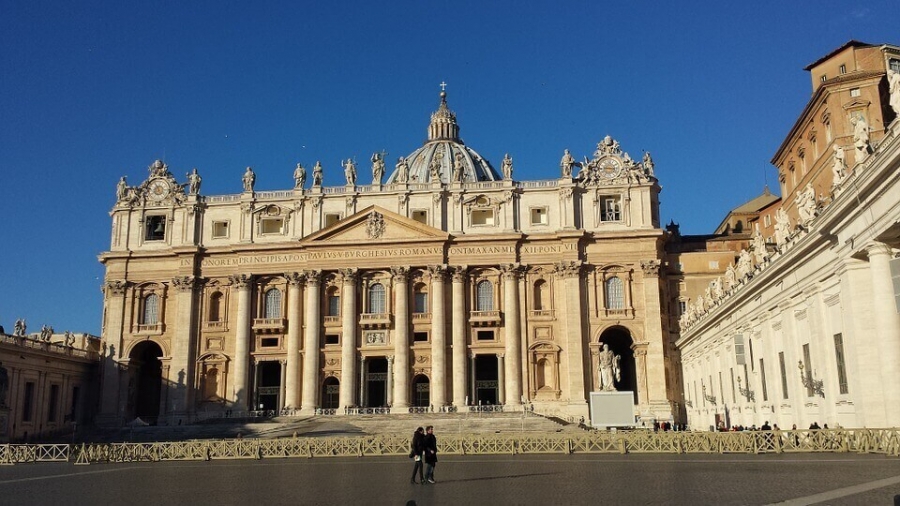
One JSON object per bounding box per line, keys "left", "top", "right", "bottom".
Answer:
{"left": 409, "top": 426, "right": 438, "bottom": 484}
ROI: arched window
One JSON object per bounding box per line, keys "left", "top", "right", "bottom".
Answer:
{"left": 476, "top": 280, "right": 493, "bottom": 311}
{"left": 413, "top": 283, "right": 428, "bottom": 314}
{"left": 209, "top": 292, "right": 223, "bottom": 322}
{"left": 264, "top": 288, "right": 282, "bottom": 319}
{"left": 368, "top": 283, "right": 386, "bottom": 313}
{"left": 142, "top": 294, "right": 159, "bottom": 324}
{"left": 533, "top": 280, "right": 548, "bottom": 311}
{"left": 605, "top": 276, "right": 625, "bottom": 310}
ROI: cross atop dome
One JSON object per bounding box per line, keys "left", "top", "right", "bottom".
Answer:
{"left": 439, "top": 81, "right": 447, "bottom": 92}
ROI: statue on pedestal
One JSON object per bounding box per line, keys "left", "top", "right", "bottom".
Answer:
{"left": 187, "top": 168, "right": 202, "bottom": 195}
{"left": 851, "top": 116, "right": 871, "bottom": 159}
{"left": 395, "top": 157, "right": 409, "bottom": 183}
{"left": 501, "top": 153, "right": 513, "bottom": 180}
{"left": 832, "top": 144, "right": 846, "bottom": 187}
{"left": 888, "top": 69, "right": 900, "bottom": 117}
{"left": 371, "top": 153, "right": 385, "bottom": 185}
{"left": 343, "top": 159, "right": 357, "bottom": 186}
{"left": 597, "top": 344, "right": 621, "bottom": 392}
{"left": 242, "top": 167, "right": 255, "bottom": 192}
{"left": 312, "top": 161, "right": 323, "bottom": 187}
{"left": 293, "top": 163, "right": 307, "bottom": 189}
{"left": 560, "top": 149, "right": 575, "bottom": 177}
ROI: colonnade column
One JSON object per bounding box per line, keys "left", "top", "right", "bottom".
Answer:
{"left": 169, "top": 276, "right": 199, "bottom": 418}
{"left": 451, "top": 266, "right": 468, "bottom": 407}
{"left": 284, "top": 272, "right": 306, "bottom": 410}
{"left": 392, "top": 267, "right": 411, "bottom": 409}
{"left": 866, "top": 242, "right": 900, "bottom": 423}
{"left": 301, "top": 270, "right": 322, "bottom": 413}
{"left": 229, "top": 274, "right": 252, "bottom": 411}
{"left": 501, "top": 264, "right": 522, "bottom": 406}
{"left": 429, "top": 265, "right": 448, "bottom": 407}
{"left": 339, "top": 268, "right": 358, "bottom": 409}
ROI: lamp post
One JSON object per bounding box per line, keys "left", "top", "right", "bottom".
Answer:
{"left": 737, "top": 376, "right": 755, "bottom": 402}
{"left": 798, "top": 361, "right": 825, "bottom": 397}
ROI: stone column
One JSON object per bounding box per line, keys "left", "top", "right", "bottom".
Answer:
{"left": 497, "top": 354, "right": 506, "bottom": 405}
{"left": 339, "top": 268, "right": 358, "bottom": 409}
{"left": 866, "top": 243, "right": 900, "bottom": 424}
{"left": 386, "top": 355, "right": 394, "bottom": 406}
{"left": 469, "top": 352, "right": 477, "bottom": 404}
{"left": 640, "top": 260, "right": 670, "bottom": 416}
{"left": 301, "top": 270, "right": 322, "bottom": 413}
{"left": 501, "top": 264, "right": 522, "bottom": 406}
{"left": 279, "top": 359, "right": 287, "bottom": 411}
{"left": 556, "top": 261, "right": 587, "bottom": 412}
{"left": 169, "top": 276, "right": 199, "bottom": 418}
{"left": 229, "top": 274, "right": 252, "bottom": 411}
{"left": 429, "top": 265, "right": 448, "bottom": 407}
{"left": 358, "top": 355, "right": 366, "bottom": 408}
{"left": 99, "top": 280, "right": 128, "bottom": 422}
{"left": 284, "top": 272, "right": 306, "bottom": 410}
{"left": 451, "top": 266, "right": 468, "bottom": 407}
{"left": 392, "top": 267, "right": 411, "bottom": 408}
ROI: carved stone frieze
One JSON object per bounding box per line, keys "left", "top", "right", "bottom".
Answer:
{"left": 366, "top": 212, "right": 386, "bottom": 239}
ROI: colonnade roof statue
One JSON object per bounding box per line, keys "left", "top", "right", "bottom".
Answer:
{"left": 384, "top": 88, "right": 500, "bottom": 184}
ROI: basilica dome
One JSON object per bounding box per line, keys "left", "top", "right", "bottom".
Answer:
{"left": 385, "top": 91, "right": 500, "bottom": 184}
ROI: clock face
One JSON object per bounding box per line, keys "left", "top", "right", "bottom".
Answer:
{"left": 147, "top": 179, "right": 170, "bottom": 201}
{"left": 597, "top": 157, "right": 622, "bottom": 179}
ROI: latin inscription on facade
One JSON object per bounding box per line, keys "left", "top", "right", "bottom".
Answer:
{"left": 183, "top": 246, "right": 444, "bottom": 268}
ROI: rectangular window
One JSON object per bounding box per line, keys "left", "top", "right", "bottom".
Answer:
{"left": 678, "top": 300, "right": 686, "bottom": 315}
{"left": 530, "top": 207, "right": 549, "bottom": 225}
{"left": 414, "top": 292, "right": 428, "bottom": 314}
{"left": 48, "top": 384, "right": 60, "bottom": 422}
{"left": 600, "top": 197, "right": 621, "bottom": 222}
{"left": 779, "top": 352, "right": 789, "bottom": 400}
{"left": 764, "top": 215, "right": 771, "bottom": 227}
{"left": 759, "top": 359, "right": 769, "bottom": 402}
{"left": 328, "top": 295, "right": 340, "bottom": 317}
{"left": 212, "top": 221, "right": 229, "bottom": 239}
{"left": 850, "top": 88, "right": 860, "bottom": 98}
{"left": 820, "top": 74, "right": 827, "bottom": 83}
{"left": 891, "top": 59, "right": 900, "bottom": 73}
{"left": 23, "top": 382, "right": 35, "bottom": 422}
{"left": 471, "top": 209, "right": 495, "bottom": 226}
{"left": 477, "top": 330, "right": 494, "bottom": 341}
{"left": 412, "top": 210, "right": 428, "bottom": 225}
{"left": 324, "top": 213, "right": 341, "bottom": 228}
{"left": 839, "top": 64, "right": 846, "bottom": 74}
{"left": 733, "top": 335, "right": 746, "bottom": 365}
{"left": 718, "top": 372, "right": 724, "bottom": 407}
{"left": 730, "top": 368, "right": 736, "bottom": 404}
{"left": 325, "top": 334, "right": 339, "bottom": 345}
{"left": 145, "top": 215, "right": 166, "bottom": 241}
{"left": 261, "top": 337, "right": 280, "bottom": 347}
{"left": 802, "top": 344, "right": 813, "bottom": 397}
{"left": 413, "top": 331, "right": 428, "bottom": 343}
{"left": 834, "top": 333, "right": 849, "bottom": 394}
{"left": 260, "top": 218, "right": 284, "bottom": 235}
{"left": 749, "top": 339, "right": 755, "bottom": 371}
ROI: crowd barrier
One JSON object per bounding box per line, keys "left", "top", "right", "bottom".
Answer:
{"left": 1, "top": 428, "right": 898, "bottom": 466}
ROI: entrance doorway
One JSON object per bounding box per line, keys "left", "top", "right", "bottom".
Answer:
{"left": 365, "top": 357, "right": 388, "bottom": 407}
{"left": 321, "top": 377, "right": 339, "bottom": 409}
{"left": 598, "top": 327, "right": 637, "bottom": 403}
{"left": 128, "top": 341, "right": 163, "bottom": 423}
{"left": 412, "top": 375, "right": 430, "bottom": 407}
{"left": 474, "top": 355, "right": 499, "bottom": 405}
{"left": 255, "top": 361, "right": 281, "bottom": 411}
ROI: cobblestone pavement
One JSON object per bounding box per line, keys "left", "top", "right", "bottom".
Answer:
{"left": 2, "top": 453, "right": 899, "bottom": 505}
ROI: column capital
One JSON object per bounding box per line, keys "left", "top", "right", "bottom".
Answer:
{"left": 500, "top": 263, "right": 525, "bottom": 280}
{"left": 285, "top": 272, "right": 307, "bottom": 286}
{"left": 640, "top": 259, "right": 661, "bottom": 277}
{"left": 103, "top": 280, "right": 128, "bottom": 296}
{"left": 428, "top": 264, "right": 449, "bottom": 281}
{"left": 172, "top": 275, "right": 201, "bottom": 292}
{"left": 553, "top": 260, "right": 583, "bottom": 279}
{"left": 451, "top": 265, "right": 468, "bottom": 283}
{"left": 228, "top": 274, "right": 253, "bottom": 289}
{"left": 391, "top": 266, "right": 409, "bottom": 283}
{"left": 387, "top": 355, "right": 394, "bottom": 364}
{"left": 340, "top": 268, "right": 359, "bottom": 284}
{"left": 302, "top": 270, "right": 322, "bottom": 287}
{"left": 865, "top": 241, "right": 893, "bottom": 258}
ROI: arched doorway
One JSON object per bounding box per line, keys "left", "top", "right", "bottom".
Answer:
{"left": 597, "top": 327, "right": 638, "bottom": 403}
{"left": 128, "top": 341, "right": 163, "bottom": 423}
{"left": 321, "top": 377, "right": 339, "bottom": 409}
{"left": 412, "top": 374, "right": 430, "bottom": 407}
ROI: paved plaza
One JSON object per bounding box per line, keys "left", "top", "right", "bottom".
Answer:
{"left": 1, "top": 453, "right": 899, "bottom": 505}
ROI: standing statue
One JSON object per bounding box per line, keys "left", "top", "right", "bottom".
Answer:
{"left": 752, "top": 227, "right": 768, "bottom": 265}
{"left": 795, "top": 183, "right": 818, "bottom": 227}
{"left": 724, "top": 263, "right": 737, "bottom": 290}
{"left": 888, "top": 69, "right": 900, "bottom": 117}
{"left": 597, "top": 344, "right": 621, "bottom": 392}
{"left": 712, "top": 277, "right": 724, "bottom": 300}
{"left": 560, "top": 149, "right": 575, "bottom": 177}
{"left": 343, "top": 159, "right": 357, "bottom": 186}
{"left": 187, "top": 168, "right": 202, "bottom": 195}
{"left": 15, "top": 319, "right": 26, "bottom": 337}
{"left": 395, "top": 157, "right": 409, "bottom": 183}
{"left": 116, "top": 177, "right": 128, "bottom": 201}
{"left": 774, "top": 207, "right": 792, "bottom": 247}
{"left": 501, "top": 153, "right": 513, "bottom": 180}
{"left": 831, "top": 144, "right": 846, "bottom": 187}
{"left": 851, "top": 116, "right": 871, "bottom": 159}
{"left": 242, "top": 167, "right": 256, "bottom": 192}
{"left": 737, "top": 249, "right": 753, "bottom": 279}
{"left": 64, "top": 330, "right": 75, "bottom": 347}
{"left": 452, "top": 152, "right": 466, "bottom": 182}
{"left": 293, "top": 163, "right": 307, "bottom": 189}
{"left": 312, "top": 161, "right": 323, "bottom": 187}
{"left": 371, "top": 153, "right": 385, "bottom": 185}
{"left": 429, "top": 158, "right": 441, "bottom": 182}
{"left": 642, "top": 152, "right": 655, "bottom": 178}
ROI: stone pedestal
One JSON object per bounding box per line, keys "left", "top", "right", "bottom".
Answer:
{"left": 589, "top": 391, "right": 636, "bottom": 428}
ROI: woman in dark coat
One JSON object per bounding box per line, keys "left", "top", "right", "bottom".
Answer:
{"left": 409, "top": 427, "right": 425, "bottom": 484}
{"left": 424, "top": 425, "right": 438, "bottom": 483}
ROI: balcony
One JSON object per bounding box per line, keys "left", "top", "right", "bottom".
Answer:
{"left": 603, "top": 308, "right": 634, "bottom": 319}
{"left": 469, "top": 310, "right": 502, "bottom": 327}
{"left": 323, "top": 316, "right": 341, "bottom": 327}
{"left": 411, "top": 312, "right": 431, "bottom": 323}
{"left": 203, "top": 321, "right": 228, "bottom": 332}
{"left": 528, "top": 309, "right": 555, "bottom": 320}
{"left": 253, "top": 318, "right": 286, "bottom": 333}
{"left": 359, "top": 313, "right": 391, "bottom": 329}
{"left": 134, "top": 323, "right": 164, "bottom": 335}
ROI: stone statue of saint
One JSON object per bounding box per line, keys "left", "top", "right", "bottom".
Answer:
{"left": 737, "top": 249, "right": 753, "bottom": 279}
{"left": 724, "top": 263, "right": 737, "bottom": 289}
{"left": 371, "top": 153, "right": 385, "bottom": 185}
{"left": 752, "top": 228, "right": 767, "bottom": 265}
{"left": 312, "top": 161, "right": 323, "bottom": 187}
{"left": 452, "top": 152, "right": 465, "bottom": 182}
{"left": 597, "top": 344, "right": 621, "bottom": 391}
{"left": 889, "top": 69, "right": 900, "bottom": 117}
{"left": 774, "top": 207, "right": 792, "bottom": 247}
{"left": 560, "top": 149, "right": 575, "bottom": 177}
{"left": 343, "top": 159, "right": 357, "bottom": 186}
{"left": 242, "top": 167, "right": 256, "bottom": 192}
{"left": 501, "top": 153, "right": 513, "bottom": 180}
{"left": 395, "top": 157, "right": 409, "bottom": 183}
{"left": 795, "top": 183, "right": 817, "bottom": 227}
{"left": 712, "top": 277, "right": 723, "bottom": 300}
{"left": 642, "top": 152, "right": 655, "bottom": 178}
{"left": 429, "top": 158, "right": 441, "bottom": 182}
{"left": 116, "top": 177, "right": 128, "bottom": 201}
{"left": 831, "top": 144, "right": 846, "bottom": 187}
{"left": 187, "top": 168, "right": 202, "bottom": 195}
{"left": 293, "top": 163, "right": 306, "bottom": 189}
{"left": 851, "top": 116, "right": 871, "bottom": 159}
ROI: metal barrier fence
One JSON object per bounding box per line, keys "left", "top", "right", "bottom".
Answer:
{"left": 1, "top": 428, "right": 898, "bottom": 466}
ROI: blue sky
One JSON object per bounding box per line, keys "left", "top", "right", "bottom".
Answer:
{"left": 1, "top": 1, "right": 897, "bottom": 335}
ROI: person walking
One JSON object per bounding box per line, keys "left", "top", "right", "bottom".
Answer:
{"left": 424, "top": 425, "right": 438, "bottom": 484}
{"left": 409, "top": 427, "right": 425, "bottom": 484}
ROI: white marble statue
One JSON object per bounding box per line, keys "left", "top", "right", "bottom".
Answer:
{"left": 293, "top": 163, "right": 307, "bottom": 189}
{"left": 712, "top": 277, "right": 724, "bottom": 300}
{"left": 395, "top": 157, "right": 409, "bottom": 183}
{"left": 795, "top": 183, "right": 817, "bottom": 227}
{"left": 775, "top": 207, "right": 792, "bottom": 247}
{"left": 560, "top": 149, "right": 575, "bottom": 177}
{"left": 312, "top": 161, "right": 323, "bottom": 187}
{"left": 242, "top": 167, "right": 256, "bottom": 192}
{"left": 187, "top": 168, "right": 202, "bottom": 195}
{"left": 597, "top": 344, "right": 621, "bottom": 391}
{"left": 371, "top": 153, "right": 385, "bottom": 185}
{"left": 737, "top": 249, "right": 753, "bottom": 280}
{"left": 752, "top": 227, "right": 767, "bottom": 265}
{"left": 724, "top": 263, "right": 737, "bottom": 290}
{"left": 452, "top": 152, "right": 465, "bottom": 182}
{"left": 501, "top": 153, "right": 513, "bottom": 180}
{"left": 889, "top": 69, "right": 900, "bottom": 117}
{"left": 343, "top": 159, "right": 357, "bottom": 186}
{"left": 116, "top": 177, "right": 128, "bottom": 200}
{"left": 851, "top": 116, "right": 871, "bottom": 159}
{"left": 831, "top": 144, "right": 846, "bottom": 187}
{"left": 642, "top": 152, "right": 655, "bottom": 178}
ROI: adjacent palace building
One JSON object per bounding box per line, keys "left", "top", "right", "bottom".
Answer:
{"left": 98, "top": 90, "right": 678, "bottom": 425}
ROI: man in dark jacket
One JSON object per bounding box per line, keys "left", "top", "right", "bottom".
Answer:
{"left": 410, "top": 427, "right": 425, "bottom": 484}
{"left": 424, "top": 425, "right": 438, "bottom": 484}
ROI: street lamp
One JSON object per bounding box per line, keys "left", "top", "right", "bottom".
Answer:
{"left": 736, "top": 376, "right": 755, "bottom": 402}
{"left": 798, "top": 361, "right": 825, "bottom": 397}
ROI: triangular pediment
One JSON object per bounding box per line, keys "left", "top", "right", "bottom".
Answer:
{"left": 301, "top": 205, "right": 449, "bottom": 244}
